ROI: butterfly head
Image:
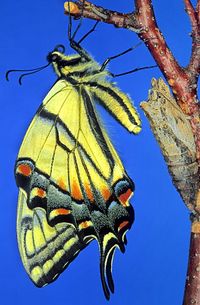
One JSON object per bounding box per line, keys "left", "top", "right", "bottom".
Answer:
{"left": 47, "top": 44, "right": 90, "bottom": 78}
{"left": 47, "top": 45, "right": 66, "bottom": 63}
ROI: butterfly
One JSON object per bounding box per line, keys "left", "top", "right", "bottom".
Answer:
{"left": 10, "top": 22, "right": 141, "bottom": 299}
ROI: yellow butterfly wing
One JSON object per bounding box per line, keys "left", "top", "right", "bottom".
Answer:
{"left": 17, "top": 189, "right": 84, "bottom": 287}
{"left": 15, "top": 79, "right": 135, "bottom": 299}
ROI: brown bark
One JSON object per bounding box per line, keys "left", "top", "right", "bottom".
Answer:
{"left": 64, "top": 1, "right": 200, "bottom": 304}
{"left": 183, "top": 222, "right": 200, "bottom": 305}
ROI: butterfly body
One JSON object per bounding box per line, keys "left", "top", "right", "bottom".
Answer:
{"left": 15, "top": 46, "right": 141, "bottom": 299}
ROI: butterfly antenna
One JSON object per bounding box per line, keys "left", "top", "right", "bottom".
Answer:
{"left": 6, "top": 62, "right": 51, "bottom": 84}
{"left": 6, "top": 66, "right": 46, "bottom": 81}
{"left": 18, "top": 63, "right": 51, "bottom": 85}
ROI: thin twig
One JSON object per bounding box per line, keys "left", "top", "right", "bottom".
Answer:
{"left": 184, "top": 0, "right": 200, "bottom": 76}
{"left": 184, "top": 0, "right": 197, "bottom": 26}
{"left": 64, "top": 1, "right": 141, "bottom": 31}
{"left": 197, "top": 0, "right": 200, "bottom": 22}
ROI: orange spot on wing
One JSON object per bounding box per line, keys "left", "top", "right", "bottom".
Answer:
{"left": 118, "top": 189, "right": 133, "bottom": 207}
{"left": 71, "top": 180, "right": 82, "bottom": 200}
{"left": 56, "top": 208, "right": 71, "bottom": 215}
{"left": 79, "top": 220, "right": 92, "bottom": 229}
{"left": 17, "top": 164, "right": 32, "bottom": 177}
{"left": 118, "top": 221, "right": 129, "bottom": 231}
{"left": 102, "top": 188, "right": 111, "bottom": 201}
{"left": 50, "top": 208, "right": 71, "bottom": 220}
{"left": 85, "top": 183, "right": 94, "bottom": 201}
{"left": 37, "top": 188, "right": 46, "bottom": 198}
{"left": 58, "top": 178, "right": 66, "bottom": 191}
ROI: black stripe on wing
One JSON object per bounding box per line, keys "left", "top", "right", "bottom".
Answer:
{"left": 81, "top": 87, "right": 115, "bottom": 167}
{"left": 87, "top": 82, "right": 138, "bottom": 126}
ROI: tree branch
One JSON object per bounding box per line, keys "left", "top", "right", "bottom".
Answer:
{"left": 197, "top": 0, "right": 200, "bottom": 22}
{"left": 184, "top": 0, "right": 197, "bottom": 27}
{"left": 136, "top": 1, "right": 200, "bottom": 169}
{"left": 183, "top": 221, "right": 200, "bottom": 305}
{"left": 184, "top": 0, "right": 200, "bottom": 79}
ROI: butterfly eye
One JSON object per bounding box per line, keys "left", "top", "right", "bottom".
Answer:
{"left": 46, "top": 52, "right": 59, "bottom": 63}
{"left": 51, "top": 54, "right": 59, "bottom": 61}
{"left": 53, "top": 44, "right": 65, "bottom": 53}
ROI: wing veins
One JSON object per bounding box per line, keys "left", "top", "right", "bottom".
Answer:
{"left": 23, "top": 85, "right": 70, "bottom": 143}
{"left": 35, "top": 88, "right": 73, "bottom": 164}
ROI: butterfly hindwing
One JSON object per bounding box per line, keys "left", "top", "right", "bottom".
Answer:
{"left": 17, "top": 189, "right": 85, "bottom": 287}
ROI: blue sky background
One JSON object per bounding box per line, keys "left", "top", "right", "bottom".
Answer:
{"left": 0, "top": 1, "right": 198, "bottom": 305}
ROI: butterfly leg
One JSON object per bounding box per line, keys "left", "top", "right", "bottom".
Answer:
{"left": 100, "top": 42, "right": 142, "bottom": 71}
{"left": 67, "top": 0, "right": 98, "bottom": 61}
{"left": 109, "top": 64, "right": 157, "bottom": 78}
{"left": 100, "top": 42, "right": 157, "bottom": 76}
{"left": 69, "top": 38, "right": 91, "bottom": 60}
